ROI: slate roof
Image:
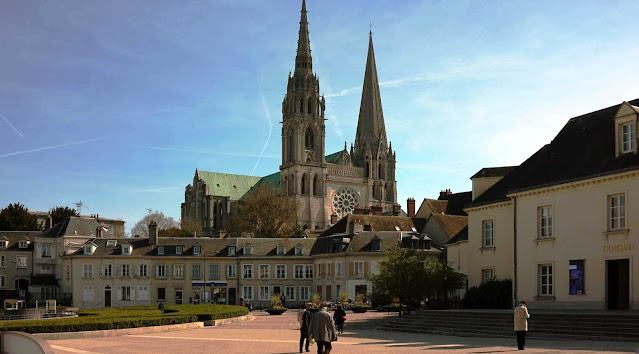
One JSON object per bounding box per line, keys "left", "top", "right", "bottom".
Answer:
{"left": 437, "top": 191, "right": 472, "bottom": 216}
{"left": 431, "top": 214, "right": 468, "bottom": 238}
{"left": 0, "top": 231, "right": 36, "bottom": 251}
{"left": 312, "top": 231, "right": 401, "bottom": 255}
{"left": 445, "top": 225, "right": 468, "bottom": 245}
{"left": 470, "top": 99, "right": 639, "bottom": 207}
{"left": 196, "top": 171, "right": 262, "bottom": 201}
{"left": 40, "top": 217, "right": 102, "bottom": 238}
{"left": 320, "top": 214, "right": 416, "bottom": 237}
{"left": 471, "top": 166, "right": 517, "bottom": 179}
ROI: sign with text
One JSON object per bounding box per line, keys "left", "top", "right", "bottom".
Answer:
{"left": 603, "top": 243, "right": 635, "bottom": 253}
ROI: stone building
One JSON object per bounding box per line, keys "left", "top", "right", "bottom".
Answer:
{"left": 182, "top": 0, "right": 398, "bottom": 235}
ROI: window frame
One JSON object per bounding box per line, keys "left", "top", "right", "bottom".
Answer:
{"left": 138, "top": 264, "right": 148, "bottom": 278}
{"left": 481, "top": 268, "right": 494, "bottom": 283}
{"left": 621, "top": 122, "right": 636, "bottom": 154}
{"left": 18, "top": 240, "right": 28, "bottom": 249}
{"left": 0, "top": 255, "right": 5, "bottom": 268}
{"left": 258, "top": 286, "right": 270, "bottom": 301}
{"left": 41, "top": 244, "right": 52, "bottom": 258}
{"left": 120, "top": 264, "right": 130, "bottom": 277}
{"left": 294, "top": 264, "right": 304, "bottom": 279}
{"left": 176, "top": 246, "right": 183, "bottom": 255}
{"left": 242, "top": 286, "right": 254, "bottom": 301}
{"left": 299, "top": 286, "right": 310, "bottom": 301}
{"left": 156, "top": 264, "right": 167, "bottom": 279}
{"left": 335, "top": 262, "right": 342, "bottom": 277}
{"left": 354, "top": 261, "right": 364, "bottom": 277}
{"left": 482, "top": 219, "right": 494, "bottom": 248}
{"left": 226, "top": 264, "right": 237, "bottom": 279}
{"left": 228, "top": 247, "right": 236, "bottom": 256}
{"left": 538, "top": 264, "right": 554, "bottom": 297}
{"left": 285, "top": 286, "right": 295, "bottom": 301}
{"left": 157, "top": 287, "right": 166, "bottom": 301}
{"left": 243, "top": 264, "right": 254, "bottom": 279}
{"left": 209, "top": 264, "right": 220, "bottom": 280}
{"left": 608, "top": 193, "right": 627, "bottom": 231}
{"left": 157, "top": 246, "right": 164, "bottom": 255}
{"left": 538, "top": 205, "right": 553, "bottom": 239}
{"left": 173, "top": 264, "right": 185, "bottom": 279}
{"left": 304, "top": 264, "right": 313, "bottom": 279}
{"left": 83, "top": 263, "right": 93, "bottom": 279}
{"left": 244, "top": 246, "right": 253, "bottom": 255}
{"left": 276, "top": 246, "right": 286, "bottom": 255}
{"left": 191, "top": 263, "right": 202, "bottom": 279}
{"left": 193, "top": 246, "right": 201, "bottom": 256}
{"left": 258, "top": 264, "right": 270, "bottom": 280}
{"left": 276, "top": 264, "right": 287, "bottom": 280}
{"left": 326, "top": 262, "right": 332, "bottom": 277}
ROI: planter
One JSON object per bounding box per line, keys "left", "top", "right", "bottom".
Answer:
{"left": 351, "top": 306, "right": 370, "bottom": 313}
{"left": 265, "top": 309, "right": 287, "bottom": 315}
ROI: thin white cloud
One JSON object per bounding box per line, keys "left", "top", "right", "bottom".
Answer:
{"left": 0, "top": 137, "right": 105, "bottom": 158}
{"left": 252, "top": 88, "right": 274, "bottom": 176}
{"left": 0, "top": 112, "right": 24, "bottom": 137}
{"left": 138, "top": 145, "right": 278, "bottom": 159}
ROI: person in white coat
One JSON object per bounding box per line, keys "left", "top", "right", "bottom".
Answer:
{"left": 514, "top": 300, "right": 530, "bottom": 350}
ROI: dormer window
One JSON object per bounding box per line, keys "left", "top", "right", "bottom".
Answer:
{"left": 276, "top": 246, "right": 286, "bottom": 255}
{"left": 621, "top": 122, "right": 636, "bottom": 154}
{"left": 19, "top": 241, "right": 29, "bottom": 249}
{"left": 228, "top": 246, "right": 236, "bottom": 256}
{"left": 193, "top": 246, "right": 201, "bottom": 255}
{"left": 176, "top": 246, "right": 183, "bottom": 255}
{"left": 122, "top": 245, "right": 132, "bottom": 255}
{"left": 84, "top": 245, "right": 94, "bottom": 255}
{"left": 295, "top": 245, "right": 304, "bottom": 256}
{"left": 157, "top": 246, "right": 164, "bottom": 255}
{"left": 244, "top": 246, "right": 253, "bottom": 255}
{"left": 371, "top": 238, "right": 381, "bottom": 252}
{"left": 106, "top": 240, "right": 117, "bottom": 247}
{"left": 0, "top": 241, "right": 7, "bottom": 249}
{"left": 614, "top": 102, "right": 639, "bottom": 156}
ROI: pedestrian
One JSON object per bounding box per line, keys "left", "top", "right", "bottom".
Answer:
{"left": 333, "top": 304, "right": 346, "bottom": 334}
{"left": 298, "top": 304, "right": 312, "bottom": 353}
{"left": 157, "top": 302, "right": 164, "bottom": 315}
{"left": 308, "top": 306, "right": 337, "bottom": 354}
{"left": 514, "top": 300, "right": 530, "bottom": 350}
{"left": 240, "top": 297, "right": 245, "bottom": 307}
{"left": 281, "top": 293, "right": 287, "bottom": 308}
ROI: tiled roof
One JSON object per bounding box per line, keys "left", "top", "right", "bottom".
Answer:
{"left": 41, "top": 217, "right": 102, "bottom": 238}
{"left": 431, "top": 214, "right": 468, "bottom": 239}
{"left": 445, "top": 226, "right": 468, "bottom": 245}
{"left": 320, "top": 214, "right": 416, "bottom": 237}
{"left": 470, "top": 99, "right": 639, "bottom": 207}
{"left": 437, "top": 191, "right": 472, "bottom": 216}
{"left": 470, "top": 166, "right": 517, "bottom": 179}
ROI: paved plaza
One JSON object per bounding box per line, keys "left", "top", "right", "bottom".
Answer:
{"left": 48, "top": 310, "right": 639, "bottom": 353}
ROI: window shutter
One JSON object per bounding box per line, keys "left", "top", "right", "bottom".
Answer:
{"left": 320, "top": 263, "right": 325, "bottom": 278}
{"left": 364, "top": 261, "right": 369, "bottom": 277}
{"left": 131, "top": 287, "right": 135, "bottom": 301}
{"left": 349, "top": 262, "right": 354, "bottom": 278}
{"left": 117, "top": 287, "right": 122, "bottom": 301}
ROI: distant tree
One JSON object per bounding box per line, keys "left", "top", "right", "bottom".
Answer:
{"left": 0, "top": 203, "right": 38, "bottom": 231}
{"left": 222, "top": 184, "right": 297, "bottom": 238}
{"left": 49, "top": 206, "right": 79, "bottom": 226}
{"left": 130, "top": 211, "right": 180, "bottom": 238}
{"left": 180, "top": 217, "right": 202, "bottom": 235}
{"left": 158, "top": 227, "right": 192, "bottom": 238}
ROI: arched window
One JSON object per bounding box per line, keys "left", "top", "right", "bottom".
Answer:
{"left": 288, "top": 135, "right": 294, "bottom": 162}
{"left": 378, "top": 164, "right": 382, "bottom": 179}
{"left": 386, "top": 184, "right": 393, "bottom": 202}
{"left": 288, "top": 174, "right": 295, "bottom": 195}
{"left": 299, "top": 99, "right": 303, "bottom": 113}
{"left": 307, "top": 97, "right": 313, "bottom": 114}
{"left": 301, "top": 174, "right": 308, "bottom": 195}
{"left": 305, "top": 127, "right": 314, "bottom": 150}
{"left": 313, "top": 175, "right": 319, "bottom": 195}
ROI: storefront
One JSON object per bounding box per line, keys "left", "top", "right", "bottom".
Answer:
{"left": 192, "top": 281, "right": 228, "bottom": 304}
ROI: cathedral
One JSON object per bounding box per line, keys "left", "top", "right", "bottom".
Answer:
{"left": 181, "top": 0, "right": 398, "bottom": 235}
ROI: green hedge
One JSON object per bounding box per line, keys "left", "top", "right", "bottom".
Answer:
{"left": 463, "top": 279, "right": 512, "bottom": 309}
{"left": 0, "top": 304, "right": 248, "bottom": 334}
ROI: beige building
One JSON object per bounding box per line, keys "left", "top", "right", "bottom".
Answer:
{"left": 448, "top": 100, "right": 639, "bottom": 310}
{"left": 0, "top": 232, "right": 35, "bottom": 301}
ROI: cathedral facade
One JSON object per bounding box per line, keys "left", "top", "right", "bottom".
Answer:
{"left": 182, "top": 0, "right": 397, "bottom": 234}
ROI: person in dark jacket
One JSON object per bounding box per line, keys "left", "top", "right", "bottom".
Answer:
{"left": 157, "top": 302, "right": 164, "bottom": 315}
{"left": 308, "top": 306, "right": 337, "bottom": 354}
{"left": 298, "top": 304, "right": 312, "bottom": 353}
{"left": 333, "top": 305, "right": 346, "bottom": 334}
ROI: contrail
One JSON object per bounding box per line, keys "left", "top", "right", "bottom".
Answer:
{"left": 252, "top": 88, "right": 273, "bottom": 176}
{"left": 0, "top": 112, "right": 24, "bottom": 137}
{"left": 138, "top": 145, "right": 278, "bottom": 159}
{"left": 0, "top": 137, "right": 105, "bottom": 158}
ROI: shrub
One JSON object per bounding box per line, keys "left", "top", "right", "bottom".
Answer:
{"left": 463, "top": 279, "right": 512, "bottom": 309}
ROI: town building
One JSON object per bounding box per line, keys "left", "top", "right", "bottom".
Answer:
{"left": 447, "top": 100, "right": 639, "bottom": 310}
{"left": 181, "top": 0, "right": 398, "bottom": 236}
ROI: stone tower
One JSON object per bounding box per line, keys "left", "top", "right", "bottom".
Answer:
{"left": 280, "top": 0, "right": 327, "bottom": 229}
{"left": 351, "top": 31, "right": 397, "bottom": 210}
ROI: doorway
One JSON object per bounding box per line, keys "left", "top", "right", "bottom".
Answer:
{"left": 104, "top": 286, "right": 111, "bottom": 308}
{"left": 229, "top": 288, "right": 236, "bottom": 305}
{"left": 175, "top": 289, "right": 183, "bottom": 305}
{"left": 607, "top": 259, "right": 630, "bottom": 310}
{"left": 273, "top": 286, "right": 282, "bottom": 296}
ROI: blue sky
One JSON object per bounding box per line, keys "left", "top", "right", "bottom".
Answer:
{"left": 1, "top": 0, "right": 639, "bottom": 233}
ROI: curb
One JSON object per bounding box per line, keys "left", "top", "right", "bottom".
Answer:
{"left": 203, "top": 314, "right": 254, "bottom": 327}
{"left": 36, "top": 322, "right": 205, "bottom": 340}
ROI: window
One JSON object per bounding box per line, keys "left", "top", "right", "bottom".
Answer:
{"left": 176, "top": 246, "right": 183, "bottom": 255}
{"left": 538, "top": 206, "right": 553, "bottom": 238}
{"left": 285, "top": 286, "right": 295, "bottom": 301}
{"left": 481, "top": 269, "right": 494, "bottom": 283}
{"left": 0, "top": 255, "right": 5, "bottom": 268}
{"left": 40, "top": 265, "right": 53, "bottom": 273}
{"left": 244, "top": 246, "right": 253, "bottom": 255}
{"left": 82, "top": 286, "right": 94, "bottom": 301}
{"left": 299, "top": 286, "right": 310, "bottom": 301}
{"left": 0, "top": 241, "right": 7, "bottom": 249}
{"left": 336, "top": 262, "right": 342, "bottom": 277}
{"left": 0, "top": 275, "right": 5, "bottom": 288}
{"left": 243, "top": 264, "right": 254, "bottom": 279}
{"left": 371, "top": 239, "right": 381, "bottom": 251}
{"left": 83, "top": 264, "right": 93, "bottom": 278}
{"left": 354, "top": 262, "right": 364, "bottom": 277}
{"left": 193, "top": 246, "right": 201, "bottom": 255}
{"left": 569, "top": 260, "right": 585, "bottom": 295}
{"left": 191, "top": 264, "right": 202, "bottom": 279}
{"left": 226, "top": 264, "right": 237, "bottom": 279}
{"left": 16, "top": 256, "right": 27, "bottom": 269}
{"left": 173, "top": 264, "right": 184, "bottom": 279}
{"left": 19, "top": 240, "right": 28, "bottom": 249}
{"left": 84, "top": 245, "right": 93, "bottom": 255}
{"left": 121, "top": 286, "right": 132, "bottom": 301}
{"left": 138, "top": 286, "right": 149, "bottom": 301}
{"left": 122, "top": 246, "right": 131, "bottom": 255}
{"left": 120, "top": 264, "right": 130, "bottom": 277}
{"left": 156, "top": 264, "right": 167, "bottom": 278}
{"left": 41, "top": 244, "right": 52, "bottom": 258}
{"left": 621, "top": 122, "right": 636, "bottom": 153}
{"left": 276, "top": 264, "right": 286, "bottom": 279}
{"left": 242, "top": 286, "right": 253, "bottom": 301}
{"left": 259, "top": 264, "right": 270, "bottom": 279}
{"left": 259, "top": 286, "right": 270, "bottom": 301}
{"left": 482, "top": 220, "right": 494, "bottom": 248}
{"left": 66, "top": 264, "right": 71, "bottom": 279}
{"left": 609, "top": 194, "right": 626, "bottom": 230}
{"left": 103, "top": 264, "right": 112, "bottom": 277}
{"left": 157, "top": 246, "right": 164, "bottom": 255}
{"left": 157, "top": 287, "right": 166, "bottom": 301}
{"left": 304, "top": 265, "right": 313, "bottom": 279}
{"left": 228, "top": 247, "right": 236, "bottom": 256}
{"left": 295, "top": 246, "right": 303, "bottom": 256}
{"left": 139, "top": 264, "right": 148, "bottom": 278}
{"left": 326, "top": 263, "right": 332, "bottom": 277}
{"left": 294, "top": 265, "right": 304, "bottom": 279}
{"left": 106, "top": 240, "right": 117, "bottom": 247}
{"left": 209, "top": 264, "right": 220, "bottom": 279}
{"left": 538, "top": 264, "right": 554, "bottom": 297}
{"left": 316, "top": 263, "right": 322, "bottom": 278}
{"left": 276, "top": 246, "right": 286, "bottom": 255}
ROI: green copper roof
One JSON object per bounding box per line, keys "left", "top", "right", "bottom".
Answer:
{"left": 253, "top": 171, "right": 281, "bottom": 189}
{"left": 325, "top": 151, "right": 341, "bottom": 163}
{"left": 196, "top": 171, "right": 262, "bottom": 201}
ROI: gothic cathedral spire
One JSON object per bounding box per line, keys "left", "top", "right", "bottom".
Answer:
{"left": 296, "top": 0, "right": 312, "bottom": 72}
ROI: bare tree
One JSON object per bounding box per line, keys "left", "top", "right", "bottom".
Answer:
{"left": 130, "top": 211, "right": 179, "bottom": 238}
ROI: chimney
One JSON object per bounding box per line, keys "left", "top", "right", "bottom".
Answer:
{"left": 393, "top": 203, "right": 402, "bottom": 216}
{"left": 96, "top": 214, "right": 100, "bottom": 221}
{"left": 363, "top": 224, "right": 372, "bottom": 231}
{"left": 149, "top": 221, "right": 158, "bottom": 245}
{"left": 407, "top": 198, "right": 415, "bottom": 218}
{"left": 370, "top": 205, "right": 383, "bottom": 216}
{"left": 96, "top": 226, "right": 103, "bottom": 238}
{"left": 45, "top": 213, "right": 53, "bottom": 230}
{"left": 439, "top": 189, "right": 452, "bottom": 198}
{"left": 353, "top": 206, "right": 371, "bottom": 215}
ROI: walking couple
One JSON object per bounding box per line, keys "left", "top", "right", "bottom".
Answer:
{"left": 299, "top": 304, "right": 342, "bottom": 354}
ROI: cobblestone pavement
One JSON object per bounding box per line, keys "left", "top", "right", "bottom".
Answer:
{"left": 49, "top": 310, "right": 639, "bottom": 354}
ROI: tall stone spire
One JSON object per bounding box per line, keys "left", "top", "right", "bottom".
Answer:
{"left": 355, "top": 31, "right": 387, "bottom": 158}
{"left": 295, "top": 0, "right": 312, "bottom": 72}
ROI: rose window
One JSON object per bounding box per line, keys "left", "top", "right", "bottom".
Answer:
{"left": 332, "top": 188, "right": 358, "bottom": 218}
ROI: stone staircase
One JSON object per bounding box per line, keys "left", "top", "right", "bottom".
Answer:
{"left": 380, "top": 310, "right": 639, "bottom": 342}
